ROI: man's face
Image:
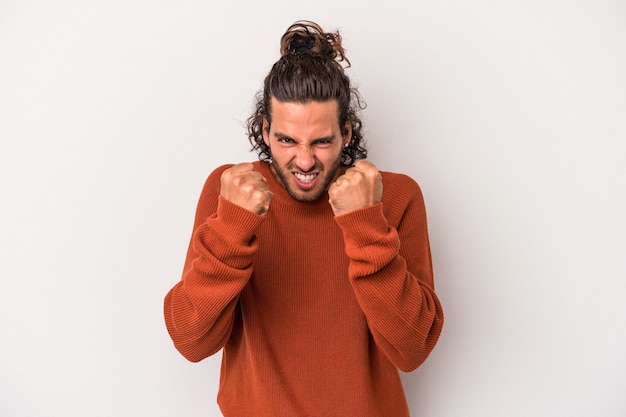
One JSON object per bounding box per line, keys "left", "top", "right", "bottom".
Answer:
{"left": 263, "top": 98, "right": 351, "bottom": 202}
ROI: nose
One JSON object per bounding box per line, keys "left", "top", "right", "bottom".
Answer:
{"left": 295, "top": 145, "right": 315, "bottom": 172}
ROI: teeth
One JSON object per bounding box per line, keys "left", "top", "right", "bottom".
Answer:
{"left": 294, "top": 173, "right": 316, "bottom": 183}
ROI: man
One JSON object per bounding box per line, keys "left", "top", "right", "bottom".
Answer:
{"left": 164, "top": 20, "right": 444, "bottom": 417}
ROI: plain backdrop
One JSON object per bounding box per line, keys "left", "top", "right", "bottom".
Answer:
{"left": 1, "top": 1, "right": 625, "bottom": 416}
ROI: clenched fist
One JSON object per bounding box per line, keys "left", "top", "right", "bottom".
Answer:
{"left": 328, "top": 160, "right": 383, "bottom": 216}
{"left": 220, "top": 163, "right": 273, "bottom": 215}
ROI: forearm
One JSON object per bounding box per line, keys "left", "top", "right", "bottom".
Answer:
{"left": 336, "top": 203, "right": 444, "bottom": 371}
{"left": 164, "top": 256, "right": 253, "bottom": 362}
{"left": 350, "top": 254, "right": 443, "bottom": 372}
{"left": 164, "top": 197, "right": 264, "bottom": 362}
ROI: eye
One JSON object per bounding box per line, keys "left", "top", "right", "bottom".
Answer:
{"left": 314, "top": 139, "right": 333, "bottom": 147}
{"left": 277, "top": 136, "right": 295, "bottom": 144}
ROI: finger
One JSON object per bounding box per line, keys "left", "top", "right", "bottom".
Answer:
{"left": 230, "top": 162, "right": 255, "bottom": 173}
{"left": 228, "top": 165, "right": 267, "bottom": 185}
{"left": 222, "top": 163, "right": 252, "bottom": 183}
{"left": 354, "top": 160, "right": 376, "bottom": 171}
{"left": 243, "top": 171, "right": 268, "bottom": 186}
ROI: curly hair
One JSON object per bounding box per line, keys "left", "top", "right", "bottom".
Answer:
{"left": 247, "top": 21, "right": 367, "bottom": 166}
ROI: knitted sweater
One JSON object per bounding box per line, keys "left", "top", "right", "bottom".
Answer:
{"left": 164, "top": 161, "right": 444, "bottom": 417}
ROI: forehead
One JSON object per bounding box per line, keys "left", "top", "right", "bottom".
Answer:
{"left": 269, "top": 98, "right": 340, "bottom": 132}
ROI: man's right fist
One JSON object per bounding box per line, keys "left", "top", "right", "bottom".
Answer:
{"left": 220, "top": 163, "right": 273, "bottom": 215}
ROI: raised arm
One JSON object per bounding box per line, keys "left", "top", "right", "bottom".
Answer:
{"left": 331, "top": 164, "right": 444, "bottom": 371}
{"left": 163, "top": 164, "right": 270, "bottom": 362}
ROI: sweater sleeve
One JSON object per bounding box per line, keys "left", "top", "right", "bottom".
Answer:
{"left": 164, "top": 169, "right": 266, "bottom": 362}
{"left": 334, "top": 177, "right": 444, "bottom": 372}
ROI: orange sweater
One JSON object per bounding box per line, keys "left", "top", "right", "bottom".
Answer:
{"left": 164, "top": 161, "right": 444, "bottom": 417}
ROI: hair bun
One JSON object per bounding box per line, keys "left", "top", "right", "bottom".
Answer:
{"left": 291, "top": 36, "right": 314, "bottom": 53}
{"left": 280, "top": 20, "right": 350, "bottom": 67}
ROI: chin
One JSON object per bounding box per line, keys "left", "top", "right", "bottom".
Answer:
{"left": 287, "top": 185, "right": 326, "bottom": 202}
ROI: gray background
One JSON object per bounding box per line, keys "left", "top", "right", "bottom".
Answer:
{"left": 1, "top": 1, "right": 625, "bottom": 416}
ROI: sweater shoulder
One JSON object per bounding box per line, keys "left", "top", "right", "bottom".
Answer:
{"left": 379, "top": 171, "right": 427, "bottom": 226}
{"left": 380, "top": 171, "right": 424, "bottom": 201}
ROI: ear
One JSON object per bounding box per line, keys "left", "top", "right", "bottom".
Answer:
{"left": 262, "top": 118, "right": 270, "bottom": 147}
{"left": 343, "top": 122, "right": 352, "bottom": 146}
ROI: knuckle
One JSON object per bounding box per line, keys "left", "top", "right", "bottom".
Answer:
{"left": 231, "top": 175, "right": 245, "bottom": 188}
{"left": 221, "top": 169, "right": 233, "bottom": 182}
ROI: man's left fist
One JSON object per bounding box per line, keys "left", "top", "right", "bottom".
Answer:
{"left": 328, "top": 160, "right": 383, "bottom": 216}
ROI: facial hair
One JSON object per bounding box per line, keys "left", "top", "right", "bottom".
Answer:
{"left": 271, "top": 156, "right": 343, "bottom": 202}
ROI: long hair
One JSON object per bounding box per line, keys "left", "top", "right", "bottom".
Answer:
{"left": 247, "top": 21, "right": 367, "bottom": 166}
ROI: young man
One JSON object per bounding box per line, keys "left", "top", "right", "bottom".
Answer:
{"left": 164, "top": 20, "right": 444, "bottom": 417}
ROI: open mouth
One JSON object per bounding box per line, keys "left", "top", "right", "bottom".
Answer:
{"left": 293, "top": 172, "right": 319, "bottom": 189}
{"left": 294, "top": 172, "right": 316, "bottom": 183}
